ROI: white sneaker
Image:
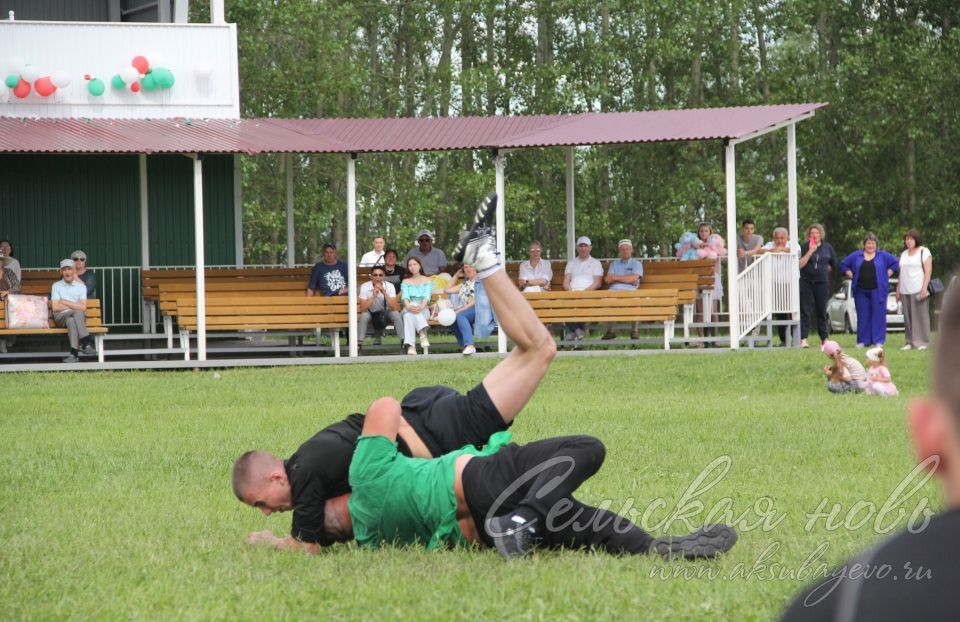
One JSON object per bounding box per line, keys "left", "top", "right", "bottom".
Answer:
{"left": 406, "top": 345, "right": 417, "bottom": 355}
{"left": 856, "top": 343, "right": 866, "bottom": 349}
{"left": 461, "top": 233, "right": 500, "bottom": 273}
{"left": 420, "top": 334, "right": 430, "bottom": 349}
{"left": 917, "top": 345, "right": 928, "bottom": 351}
{"left": 901, "top": 344, "right": 912, "bottom": 351}
{"left": 462, "top": 344, "right": 476, "bottom": 355}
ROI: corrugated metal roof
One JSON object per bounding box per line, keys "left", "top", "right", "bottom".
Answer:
{"left": 0, "top": 103, "right": 826, "bottom": 154}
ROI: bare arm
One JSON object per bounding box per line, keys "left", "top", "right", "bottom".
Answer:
{"left": 361, "top": 396, "right": 401, "bottom": 441}
{"left": 51, "top": 298, "right": 86, "bottom": 312}
{"left": 586, "top": 275, "right": 603, "bottom": 291}
{"left": 563, "top": 273, "right": 572, "bottom": 291}
{"left": 247, "top": 531, "right": 320, "bottom": 555}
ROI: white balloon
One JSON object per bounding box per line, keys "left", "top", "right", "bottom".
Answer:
{"left": 194, "top": 59, "right": 214, "bottom": 79}
{"left": 21, "top": 64, "right": 39, "bottom": 81}
{"left": 51, "top": 71, "right": 72, "bottom": 88}
{"left": 8, "top": 55, "right": 24, "bottom": 75}
{"left": 437, "top": 308, "right": 456, "bottom": 327}
{"left": 121, "top": 66, "right": 141, "bottom": 83}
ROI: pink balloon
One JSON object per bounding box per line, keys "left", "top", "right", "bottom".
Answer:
{"left": 34, "top": 76, "right": 57, "bottom": 97}
{"left": 131, "top": 55, "right": 149, "bottom": 74}
{"left": 13, "top": 78, "right": 30, "bottom": 98}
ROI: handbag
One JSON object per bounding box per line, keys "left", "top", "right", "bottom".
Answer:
{"left": 5, "top": 294, "right": 50, "bottom": 329}
{"left": 927, "top": 278, "right": 945, "bottom": 297}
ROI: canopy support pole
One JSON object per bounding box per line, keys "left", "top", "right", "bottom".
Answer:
{"left": 285, "top": 153, "right": 295, "bottom": 268}
{"left": 347, "top": 154, "right": 358, "bottom": 358}
{"left": 724, "top": 142, "right": 740, "bottom": 350}
{"left": 233, "top": 154, "right": 243, "bottom": 267}
{"left": 565, "top": 147, "right": 576, "bottom": 260}
{"left": 495, "top": 153, "right": 507, "bottom": 354}
{"left": 139, "top": 154, "right": 151, "bottom": 333}
{"left": 191, "top": 154, "right": 207, "bottom": 361}
{"left": 787, "top": 123, "right": 800, "bottom": 347}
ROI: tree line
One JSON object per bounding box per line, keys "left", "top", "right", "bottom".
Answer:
{"left": 193, "top": 0, "right": 959, "bottom": 277}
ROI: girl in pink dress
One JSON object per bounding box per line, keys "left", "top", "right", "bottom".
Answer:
{"left": 865, "top": 347, "right": 899, "bottom": 397}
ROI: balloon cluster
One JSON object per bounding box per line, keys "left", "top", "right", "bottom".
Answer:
{"left": 110, "top": 55, "right": 175, "bottom": 94}
{"left": 4, "top": 56, "right": 71, "bottom": 99}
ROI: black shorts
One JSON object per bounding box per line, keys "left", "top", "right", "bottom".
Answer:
{"left": 400, "top": 383, "right": 508, "bottom": 457}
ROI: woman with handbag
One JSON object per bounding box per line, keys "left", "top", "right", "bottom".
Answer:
{"left": 897, "top": 229, "right": 933, "bottom": 350}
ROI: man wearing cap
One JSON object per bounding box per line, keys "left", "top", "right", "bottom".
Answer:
{"left": 602, "top": 239, "right": 644, "bottom": 340}
{"left": 562, "top": 236, "right": 604, "bottom": 343}
{"left": 51, "top": 258, "right": 94, "bottom": 363}
{"left": 307, "top": 243, "right": 348, "bottom": 296}
{"left": 70, "top": 250, "right": 97, "bottom": 298}
{"left": 781, "top": 275, "right": 960, "bottom": 621}
{"left": 404, "top": 229, "right": 447, "bottom": 276}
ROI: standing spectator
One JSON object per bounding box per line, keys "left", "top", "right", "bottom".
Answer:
{"left": 357, "top": 265, "right": 403, "bottom": 349}
{"left": 359, "top": 236, "right": 386, "bottom": 267}
{"left": 51, "top": 258, "right": 94, "bottom": 363}
{"left": 0, "top": 239, "right": 21, "bottom": 283}
{"left": 677, "top": 222, "right": 723, "bottom": 345}
{"left": 71, "top": 250, "right": 97, "bottom": 298}
{"left": 897, "top": 229, "right": 933, "bottom": 350}
{"left": 798, "top": 223, "right": 838, "bottom": 349}
{"left": 736, "top": 218, "right": 764, "bottom": 272}
{"left": 381, "top": 248, "right": 407, "bottom": 289}
{"left": 758, "top": 227, "right": 800, "bottom": 345}
{"left": 563, "top": 236, "right": 603, "bottom": 344}
{"left": 399, "top": 257, "right": 433, "bottom": 355}
{"left": 307, "top": 243, "right": 348, "bottom": 297}
{"left": 840, "top": 232, "right": 899, "bottom": 348}
{"left": 518, "top": 240, "right": 552, "bottom": 292}
{"left": 602, "top": 239, "right": 643, "bottom": 340}
{"left": 404, "top": 229, "right": 447, "bottom": 276}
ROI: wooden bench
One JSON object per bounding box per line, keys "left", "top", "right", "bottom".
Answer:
{"left": 174, "top": 295, "right": 348, "bottom": 359}
{"left": 523, "top": 288, "right": 680, "bottom": 349}
{"left": 0, "top": 298, "right": 108, "bottom": 363}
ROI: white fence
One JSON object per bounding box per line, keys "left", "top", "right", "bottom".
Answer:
{"left": 735, "top": 253, "right": 799, "bottom": 342}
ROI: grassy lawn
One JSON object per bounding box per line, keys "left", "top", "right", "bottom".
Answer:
{"left": 0, "top": 334, "right": 940, "bottom": 621}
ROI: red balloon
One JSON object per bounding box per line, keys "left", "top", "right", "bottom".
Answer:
{"left": 34, "top": 76, "right": 56, "bottom": 97}
{"left": 84, "top": 74, "right": 91, "bottom": 80}
{"left": 131, "top": 81, "right": 141, "bottom": 92}
{"left": 131, "top": 55, "right": 149, "bottom": 75}
{"left": 13, "top": 79, "right": 30, "bottom": 98}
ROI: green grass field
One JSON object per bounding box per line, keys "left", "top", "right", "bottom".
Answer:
{"left": 0, "top": 335, "right": 941, "bottom": 621}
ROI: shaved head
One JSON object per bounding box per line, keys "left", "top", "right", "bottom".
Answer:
{"left": 232, "top": 451, "right": 281, "bottom": 500}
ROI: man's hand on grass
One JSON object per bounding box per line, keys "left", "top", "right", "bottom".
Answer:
{"left": 247, "top": 530, "right": 281, "bottom": 547}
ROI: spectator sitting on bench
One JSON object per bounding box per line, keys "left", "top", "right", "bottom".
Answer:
{"left": 602, "top": 239, "right": 643, "bottom": 341}
{"left": 381, "top": 248, "right": 407, "bottom": 289}
{"left": 405, "top": 229, "right": 447, "bottom": 276}
{"left": 563, "top": 236, "right": 603, "bottom": 344}
{"left": 307, "top": 243, "right": 348, "bottom": 297}
{"left": 358, "top": 265, "right": 403, "bottom": 349}
{"left": 51, "top": 258, "right": 95, "bottom": 363}
{"left": 359, "top": 236, "right": 386, "bottom": 267}
{"left": 444, "top": 265, "right": 495, "bottom": 356}
{"left": 71, "top": 249, "right": 97, "bottom": 298}
{"left": 0, "top": 249, "right": 21, "bottom": 354}
{"left": 518, "top": 240, "right": 552, "bottom": 292}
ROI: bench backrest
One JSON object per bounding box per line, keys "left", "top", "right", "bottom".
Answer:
{"left": 504, "top": 259, "right": 716, "bottom": 291}
{"left": 0, "top": 298, "right": 104, "bottom": 330}
{"left": 175, "top": 295, "right": 348, "bottom": 331}
{"left": 522, "top": 289, "right": 679, "bottom": 324}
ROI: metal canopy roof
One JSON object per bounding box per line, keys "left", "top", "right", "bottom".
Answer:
{"left": 0, "top": 103, "right": 826, "bottom": 155}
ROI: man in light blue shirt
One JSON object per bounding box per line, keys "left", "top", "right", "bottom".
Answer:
{"left": 51, "top": 258, "right": 92, "bottom": 363}
{"left": 602, "top": 239, "right": 644, "bottom": 340}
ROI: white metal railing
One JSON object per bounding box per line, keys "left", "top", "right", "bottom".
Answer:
{"left": 735, "top": 253, "right": 799, "bottom": 342}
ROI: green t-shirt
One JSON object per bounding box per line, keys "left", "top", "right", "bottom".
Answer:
{"left": 347, "top": 431, "right": 511, "bottom": 550}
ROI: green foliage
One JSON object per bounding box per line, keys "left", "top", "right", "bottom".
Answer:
{"left": 225, "top": 0, "right": 960, "bottom": 274}
{"left": 0, "top": 340, "right": 939, "bottom": 619}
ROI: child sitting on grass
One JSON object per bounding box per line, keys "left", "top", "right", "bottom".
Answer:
{"left": 864, "top": 346, "right": 899, "bottom": 397}
{"left": 822, "top": 340, "right": 867, "bottom": 394}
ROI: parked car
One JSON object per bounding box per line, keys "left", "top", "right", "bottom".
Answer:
{"left": 827, "top": 279, "right": 904, "bottom": 333}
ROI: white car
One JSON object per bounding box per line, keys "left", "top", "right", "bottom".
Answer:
{"left": 827, "top": 279, "right": 904, "bottom": 334}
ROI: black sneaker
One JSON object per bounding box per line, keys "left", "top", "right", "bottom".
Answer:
{"left": 485, "top": 514, "right": 538, "bottom": 559}
{"left": 651, "top": 524, "right": 737, "bottom": 559}
{"left": 452, "top": 192, "right": 498, "bottom": 263}
{"left": 62, "top": 354, "right": 80, "bottom": 364}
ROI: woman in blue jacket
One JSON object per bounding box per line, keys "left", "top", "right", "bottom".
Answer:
{"left": 840, "top": 233, "right": 900, "bottom": 347}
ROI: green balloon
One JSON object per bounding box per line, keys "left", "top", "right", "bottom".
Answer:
{"left": 111, "top": 74, "right": 126, "bottom": 90}
{"left": 87, "top": 78, "right": 105, "bottom": 96}
{"left": 4, "top": 74, "right": 19, "bottom": 88}
{"left": 141, "top": 73, "right": 157, "bottom": 91}
{"left": 152, "top": 67, "right": 175, "bottom": 89}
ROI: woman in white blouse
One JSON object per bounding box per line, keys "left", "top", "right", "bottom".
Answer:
{"left": 897, "top": 229, "right": 933, "bottom": 350}
{"left": 517, "top": 241, "right": 552, "bottom": 292}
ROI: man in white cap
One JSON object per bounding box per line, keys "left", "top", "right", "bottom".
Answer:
{"left": 404, "top": 229, "right": 447, "bottom": 276}
{"left": 602, "top": 239, "right": 644, "bottom": 340}
{"left": 51, "top": 258, "right": 94, "bottom": 363}
{"left": 70, "top": 250, "right": 97, "bottom": 298}
{"left": 562, "top": 236, "right": 604, "bottom": 344}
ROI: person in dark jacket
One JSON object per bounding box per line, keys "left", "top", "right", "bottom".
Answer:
{"left": 840, "top": 232, "right": 899, "bottom": 347}
{"left": 798, "top": 223, "right": 839, "bottom": 348}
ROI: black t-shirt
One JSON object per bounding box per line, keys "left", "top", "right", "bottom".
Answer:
{"left": 781, "top": 507, "right": 960, "bottom": 621}
{"left": 858, "top": 258, "right": 877, "bottom": 290}
{"left": 800, "top": 242, "right": 838, "bottom": 283}
{"left": 383, "top": 265, "right": 407, "bottom": 289}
